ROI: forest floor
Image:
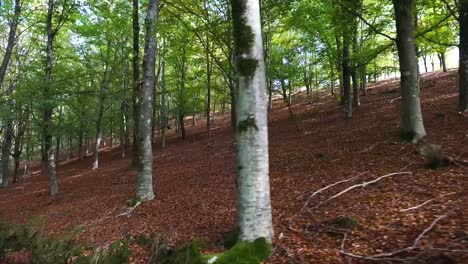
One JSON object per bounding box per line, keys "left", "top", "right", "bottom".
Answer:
{"left": 0, "top": 70, "right": 467, "bottom": 263}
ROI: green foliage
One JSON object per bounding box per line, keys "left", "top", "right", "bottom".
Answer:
{"left": 223, "top": 228, "right": 240, "bottom": 249}
{"left": 155, "top": 238, "right": 271, "bottom": 264}
{"left": 0, "top": 219, "right": 132, "bottom": 264}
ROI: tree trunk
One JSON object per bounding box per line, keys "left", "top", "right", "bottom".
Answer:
{"left": 92, "top": 54, "right": 112, "bottom": 170}
{"left": 459, "top": 0, "right": 468, "bottom": 112}
{"left": 393, "top": 0, "right": 427, "bottom": 142}
{"left": 136, "top": 0, "right": 159, "bottom": 201}
{"left": 132, "top": 0, "right": 141, "bottom": 168}
{"left": 422, "top": 54, "right": 428, "bottom": 73}
{"left": 206, "top": 47, "right": 212, "bottom": 137}
{"left": 0, "top": 0, "right": 21, "bottom": 88}
{"left": 342, "top": 41, "right": 352, "bottom": 118}
{"left": 231, "top": 0, "right": 273, "bottom": 243}
{"left": 44, "top": 0, "right": 58, "bottom": 196}
{"left": 120, "top": 56, "right": 127, "bottom": 158}
{"left": 160, "top": 60, "right": 166, "bottom": 148}
{"left": 439, "top": 52, "right": 447, "bottom": 73}
{"left": 179, "top": 113, "right": 186, "bottom": 140}
{"left": 1, "top": 119, "right": 13, "bottom": 188}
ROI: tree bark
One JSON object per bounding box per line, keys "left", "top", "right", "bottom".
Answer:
{"left": 132, "top": 0, "right": 141, "bottom": 168}
{"left": 342, "top": 41, "right": 352, "bottom": 118}
{"left": 459, "top": 0, "right": 468, "bottom": 112}
{"left": 0, "top": 0, "right": 21, "bottom": 88}
{"left": 393, "top": 0, "right": 427, "bottom": 142}
{"left": 136, "top": 0, "right": 159, "bottom": 201}
{"left": 44, "top": 0, "right": 58, "bottom": 196}
{"left": 160, "top": 60, "right": 166, "bottom": 148}
{"left": 92, "top": 50, "right": 112, "bottom": 170}
{"left": 231, "top": 0, "right": 273, "bottom": 243}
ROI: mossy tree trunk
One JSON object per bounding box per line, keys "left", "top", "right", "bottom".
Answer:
{"left": 392, "top": 0, "right": 427, "bottom": 143}
{"left": 136, "top": 0, "right": 159, "bottom": 201}
{"left": 231, "top": 0, "right": 273, "bottom": 243}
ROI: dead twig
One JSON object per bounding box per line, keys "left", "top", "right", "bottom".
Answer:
{"left": 338, "top": 208, "right": 455, "bottom": 261}
{"left": 400, "top": 192, "right": 456, "bottom": 212}
{"left": 312, "top": 172, "right": 412, "bottom": 210}
{"left": 288, "top": 172, "right": 368, "bottom": 229}
{"left": 389, "top": 96, "right": 402, "bottom": 103}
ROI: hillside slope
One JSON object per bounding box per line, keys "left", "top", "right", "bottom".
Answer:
{"left": 0, "top": 71, "right": 466, "bottom": 263}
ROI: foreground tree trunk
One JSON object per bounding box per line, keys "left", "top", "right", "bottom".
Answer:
{"left": 136, "top": 0, "right": 159, "bottom": 201}
{"left": 0, "top": 0, "right": 21, "bottom": 87}
{"left": 132, "top": 0, "right": 141, "bottom": 168}
{"left": 231, "top": 0, "right": 273, "bottom": 243}
{"left": 392, "top": 0, "right": 426, "bottom": 142}
{"left": 43, "top": 0, "right": 58, "bottom": 196}
{"left": 459, "top": 0, "right": 468, "bottom": 112}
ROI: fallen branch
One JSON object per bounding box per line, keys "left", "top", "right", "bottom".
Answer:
{"left": 389, "top": 96, "right": 402, "bottom": 103}
{"left": 400, "top": 192, "right": 456, "bottom": 212}
{"left": 339, "top": 209, "right": 455, "bottom": 261}
{"left": 312, "top": 172, "right": 412, "bottom": 210}
{"left": 288, "top": 172, "right": 368, "bottom": 229}
{"left": 116, "top": 199, "right": 142, "bottom": 218}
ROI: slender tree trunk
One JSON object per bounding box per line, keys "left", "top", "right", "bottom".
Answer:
{"left": 160, "top": 60, "right": 166, "bottom": 148}
{"left": 393, "top": 0, "right": 427, "bottom": 142}
{"left": 459, "top": 0, "right": 468, "bottom": 112}
{"left": 120, "top": 57, "right": 127, "bottom": 158}
{"left": 439, "top": 52, "right": 447, "bottom": 73}
{"left": 78, "top": 129, "right": 84, "bottom": 160}
{"left": 206, "top": 48, "right": 212, "bottom": 137}
{"left": 179, "top": 113, "right": 186, "bottom": 140}
{"left": 92, "top": 56, "right": 112, "bottom": 170}
{"left": 231, "top": 0, "right": 273, "bottom": 243}
{"left": 423, "top": 54, "right": 428, "bottom": 73}
{"left": 132, "top": 0, "right": 141, "bottom": 168}
{"left": 44, "top": 0, "right": 58, "bottom": 196}
{"left": 136, "top": 0, "right": 159, "bottom": 201}
{"left": 342, "top": 41, "right": 352, "bottom": 118}
{"left": 0, "top": 0, "right": 21, "bottom": 88}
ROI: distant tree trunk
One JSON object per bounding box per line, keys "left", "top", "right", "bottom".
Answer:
{"left": 342, "top": 41, "right": 352, "bottom": 118}
{"left": 55, "top": 107, "right": 63, "bottom": 162}
{"left": 160, "top": 60, "right": 166, "bottom": 148}
{"left": 92, "top": 51, "right": 112, "bottom": 170}
{"left": 206, "top": 47, "right": 212, "bottom": 137}
{"left": 393, "top": 0, "right": 426, "bottom": 142}
{"left": 136, "top": 0, "right": 159, "bottom": 201}
{"left": 120, "top": 57, "right": 127, "bottom": 158}
{"left": 78, "top": 129, "right": 84, "bottom": 160}
{"left": 179, "top": 113, "right": 186, "bottom": 140}
{"left": 0, "top": 0, "right": 21, "bottom": 87}
{"left": 280, "top": 79, "right": 287, "bottom": 103}
{"left": 44, "top": 0, "right": 58, "bottom": 196}
{"left": 132, "top": 0, "right": 141, "bottom": 168}
{"left": 231, "top": 0, "right": 273, "bottom": 243}
{"left": 439, "top": 52, "right": 447, "bottom": 73}
{"left": 459, "top": 0, "right": 468, "bottom": 112}
{"left": 422, "top": 54, "right": 428, "bottom": 73}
